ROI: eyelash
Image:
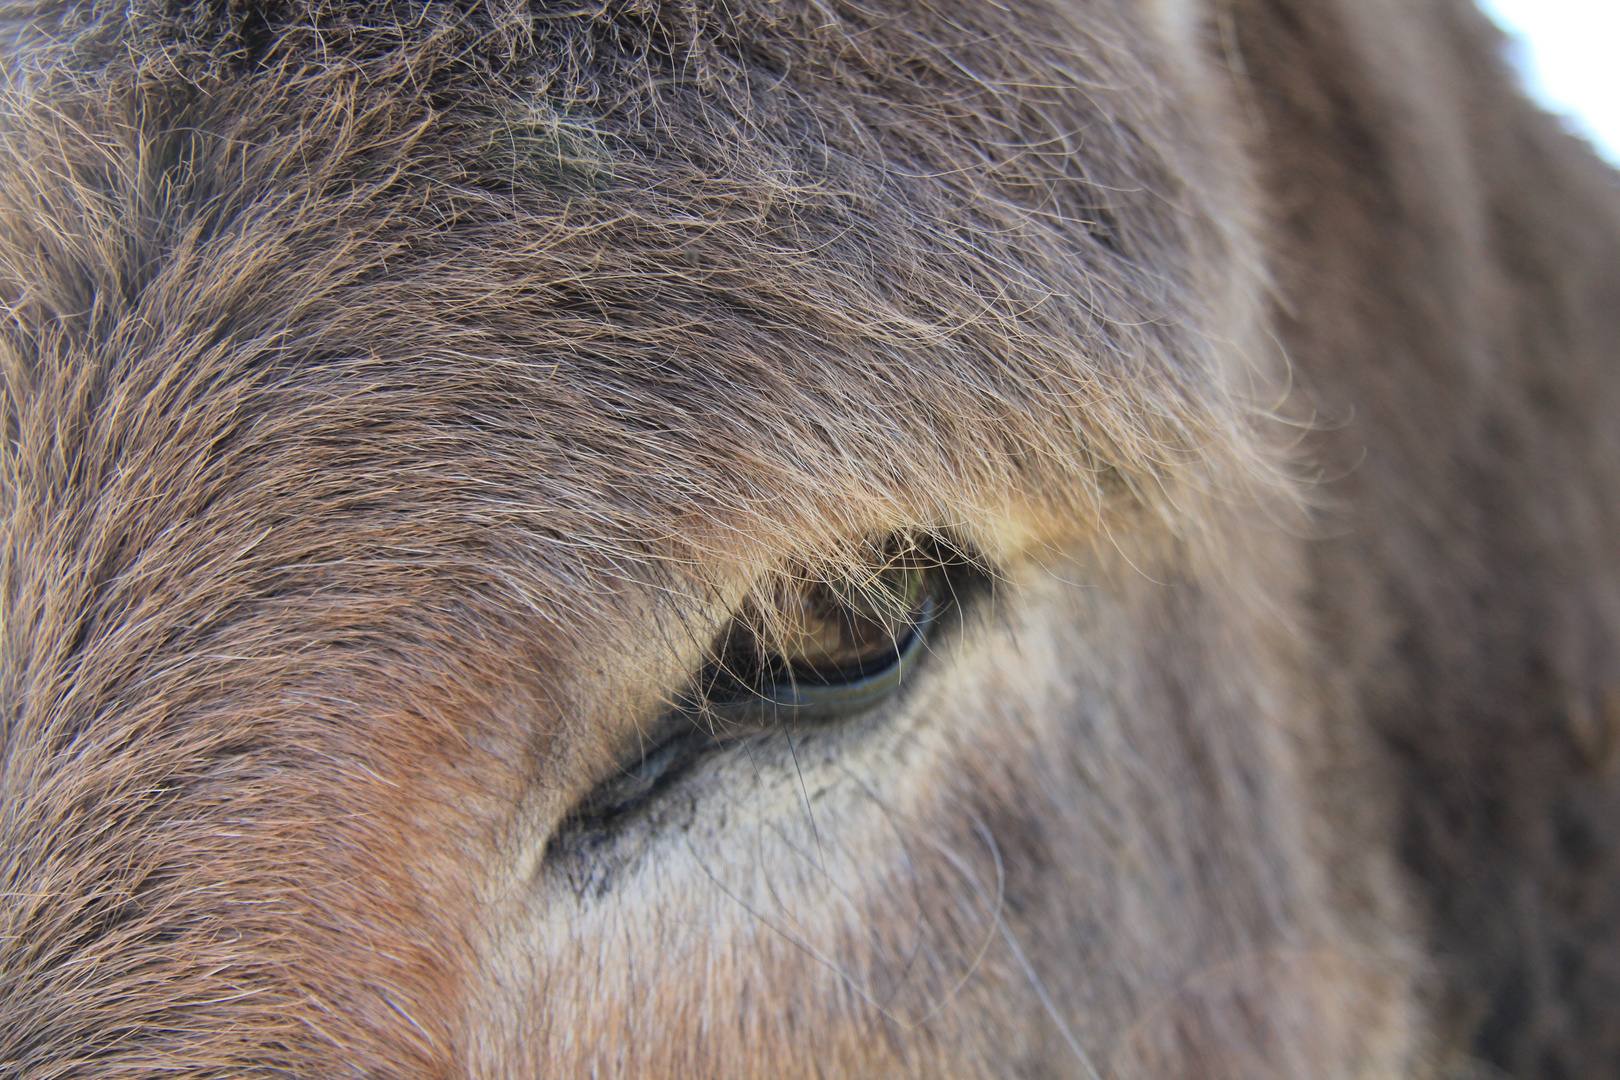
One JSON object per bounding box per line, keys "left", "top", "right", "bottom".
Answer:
{"left": 689, "top": 563, "right": 940, "bottom": 726}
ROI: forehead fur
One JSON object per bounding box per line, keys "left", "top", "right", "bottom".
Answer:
{"left": 1, "top": 0, "right": 1275, "bottom": 575}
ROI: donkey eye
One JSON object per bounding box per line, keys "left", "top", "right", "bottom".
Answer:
{"left": 697, "top": 559, "right": 939, "bottom": 724}
{"left": 558, "top": 545, "right": 959, "bottom": 837}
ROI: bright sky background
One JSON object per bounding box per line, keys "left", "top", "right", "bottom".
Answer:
{"left": 1476, "top": 0, "right": 1620, "bottom": 165}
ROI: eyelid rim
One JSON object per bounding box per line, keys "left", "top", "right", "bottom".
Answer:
{"left": 689, "top": 591, "right": 939, "bottom": 727}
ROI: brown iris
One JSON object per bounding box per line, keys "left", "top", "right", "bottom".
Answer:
{"left": 754, "top": 565, "right": 929, "bottom": 682}
{"left": 695, "top": 556, "right": 940, "bottom": 720}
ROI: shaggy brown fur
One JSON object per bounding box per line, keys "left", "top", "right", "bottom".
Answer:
{"left": 0, "top": 0, "right": 1615, "bottom": 1076}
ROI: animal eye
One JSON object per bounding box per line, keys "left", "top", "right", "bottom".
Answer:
{"left": 558, "top": 544, "right": 957, "bottom": 836}
{"left": 697, "top": 557, "right": 939, "bottom": 724}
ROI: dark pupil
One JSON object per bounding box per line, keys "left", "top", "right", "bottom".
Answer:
{"left": 746, "top": 567, "right": 924, "bottom": 685}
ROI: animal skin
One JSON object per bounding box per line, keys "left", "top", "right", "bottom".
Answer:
{"left": 0, "top": 0, "right": 1617, "bottom": 1076}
